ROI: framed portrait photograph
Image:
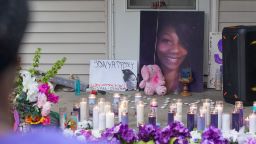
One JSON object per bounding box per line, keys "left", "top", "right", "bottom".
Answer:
{"left": 139, "top": 11, "right": 205, "bottom": 93}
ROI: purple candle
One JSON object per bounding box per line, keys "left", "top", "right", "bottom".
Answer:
{"left": 148, "top": 114, "right": 156, "bottom": 126}
{"left": 232, "top": 112, "right": 240, "bottom": 131}
{"left": 197, "top": 115, "right": 205, "bottom": 131}
{"left": 239, "top": 108, "right": 244, "bottom": 127}
{"left": 210, "top": 113, "right": 218, "bottom": 128}
{"left": 121, "top": 112, "right": 128, "bottom": 125}
{"left": 235, "top": 101, "right": 244, "bottom": 128}
{"left": 168, "top": 112, "right": 174, "bottom": 124}
{"left": 187, "top": 113, "right": 195, "bottom": 131}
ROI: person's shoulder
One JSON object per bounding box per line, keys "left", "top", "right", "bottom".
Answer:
{"left": 0, "top": 131, "right": 82, "bottom": 144}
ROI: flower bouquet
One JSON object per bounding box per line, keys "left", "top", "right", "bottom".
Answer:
{"left": 14, "top": 48, "right": 66, "bottom": 128}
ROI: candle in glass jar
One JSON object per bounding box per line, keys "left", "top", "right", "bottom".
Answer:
{"left": 73, "top": 103, "right": 80, "bottom": 121}
{"left": 121, "top": 112, "right": 129, "bottom": 125}
{"left": 249, "top": 114, "right": 256, "bottom": 134}
{"left": 98, "top": 98, "right": 105, "bottom": 113}
{"left": 136, "top": 101, "right": 144, "bottom": 127}
{"left": 93, "top": 105, "right": 99, "bottom": 130}
{"left": 235, "top": 101, "right": 244, "bottom": 128}
{"left": 99, "top": 112, "right": 106, "bottom": 130}
{"left": 148, "top": 113, "right": 156, "bottom": 126}
{"left": 176, "top": 99, "right": 182, "bottom": 116}
{"left": 106, "top": 112, "right": 115, "bottom": 128}
{"left": 202, "top": 99, "right": 211, "bottom": 127}
{"left": 168, "top": 103, "right": 176, "bottom": 125}
{"left": 80, "top": 98, "right": 88, "bottom": 121}
{"left": 113, "top": 93, "right": 120, "bottom": 116}
{"left": 222, "top": 113, "right": 231, "bottom": 132}
{"left": 215, "top": 101, "right": 223, "bottom": 129}
{"left": 135, "top": 92, "right": 142, "bottom": 105}
{"left": 104, "top": 102, "right": 111, "bottom": 113}
{"left": 210, "top": 110, "right": 218, "bottom": 128}
{"left": 150, "top": 98, "right": 158, "bottom": 123}
{"left": 197, "top": 107, "right": 205, "bottom": 131}
{"left": 187, "top": 110, "right": 195, "bottom": 131}
{"left": 88, "top": 94, "right": 96, "bottom": 117}
{"left": 232, "top": 109, "right": 240, "bottom": 131}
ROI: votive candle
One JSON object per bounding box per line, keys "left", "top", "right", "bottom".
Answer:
{"left": 222, "top": 113, "right": 231, "bottom": 132}
{"left": 136, "top": 101, "right": 144, "bottom": 127}
{"left": 112, "top": 93, "right": 120, "bottom": 116}
{"left": 80, "top": 98, "right": 88, "bottom": 121}
{"left": 88, "top": 94, "right": 96, "bottom": 117}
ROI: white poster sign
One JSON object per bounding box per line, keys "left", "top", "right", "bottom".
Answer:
{"left": 208, "top": 32, "right": 222, "bottom": 88}
{"left": 89, "top": 60, "right": 138, "bottom": 91}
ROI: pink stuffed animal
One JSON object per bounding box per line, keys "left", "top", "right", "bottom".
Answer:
{"left": 139, "top": 64, "right": 167, "bottom": 96}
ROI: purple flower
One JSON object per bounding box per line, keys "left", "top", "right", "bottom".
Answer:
{"left": 102, "top": 123, "right": 137, "bottom": 143}
{"left": 201, "top": 126, "right": 228, "bottom": 144}
{"left": 39, "top": 83, "right": 50, "bottom": 94}
{"left": 247, "top": 138, "right": 256, "bottom": 144}
{"left": 47, "top": 93, "right": 59, "bottom": 104}
{"left": 138, "top": 124, "right": 159, "bottom": 142}
{"left": 155, "top": 121, "right": 190, "bottom": 144}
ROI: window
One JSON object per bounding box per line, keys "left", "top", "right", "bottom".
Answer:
{"left": 127, "top": 0, "right": 197, "bottom": 10}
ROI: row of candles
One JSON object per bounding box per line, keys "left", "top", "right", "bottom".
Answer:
{"left": 59, "top": 93, "right": 256, "bottom": 134}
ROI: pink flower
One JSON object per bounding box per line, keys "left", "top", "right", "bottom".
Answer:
{"left": 37, "top": 93, "right": 47, "bottom": 108}
{"left": 42, "top": 116, "right": 51, "bottom": 125}
{"left": 47, "top": 93, "right": 59, "bottom": 104}
{"left": 41, "top": 102, "right": 51, "bottom": 116}
{"left": 39, "top": 83, "right": 50, "bottom": 94}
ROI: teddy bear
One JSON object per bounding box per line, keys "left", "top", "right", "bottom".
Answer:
{"left": 139, "top": 64, "right": 167, "bottom": 96}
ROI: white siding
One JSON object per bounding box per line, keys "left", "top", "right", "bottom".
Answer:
{"left": 219, "top": 0, "right": 256, "bottom": 31}
{"left": 20, "top": 0, "right": 107, "bottom": 83}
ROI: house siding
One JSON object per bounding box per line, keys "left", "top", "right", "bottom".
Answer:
{"left": 219, "top": 0, "right": 256, "bottom": 31}
{"left": 20, "top": 0, "right": 107, "bottom": 83}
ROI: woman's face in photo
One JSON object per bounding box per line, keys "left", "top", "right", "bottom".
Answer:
{"left": 157, "top": 25, "right": 188, "bottom": 71}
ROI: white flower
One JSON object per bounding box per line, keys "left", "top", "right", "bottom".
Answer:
{"left": 238, "top": 133, "right": 255, "bottom": 144}
{"left": 223, "top": 130, "right": 239, "bottom": 143}
{"left": 91, "top": 130, "right": 101, "bottom": 138}
{"left": 190, "top": 131, "right": 202, "bottom": 143}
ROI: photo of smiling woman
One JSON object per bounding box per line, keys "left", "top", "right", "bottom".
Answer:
{"left": 139, "top": 11, "right": 204, "bottom": 93}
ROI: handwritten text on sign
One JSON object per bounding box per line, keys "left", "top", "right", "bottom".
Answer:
{"left": 89, "top": 60, "right": 137, "bottom": 91}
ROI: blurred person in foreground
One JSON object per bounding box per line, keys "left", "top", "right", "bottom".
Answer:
{"left": 0, "top": 1, "right": 105, "bottom": 144}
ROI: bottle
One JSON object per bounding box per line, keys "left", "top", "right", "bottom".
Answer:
{"left": 75, "top": 75, "right": 80, "bottom": 96}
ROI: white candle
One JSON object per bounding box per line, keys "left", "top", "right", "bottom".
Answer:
{"left": 93, "top": 105, "right": 99, "bottom": 130}
{"left": 216, "top": 105, "right": 223, "bottom": 129}
{"left": 222, "top": 113, "right": 231, "bottom": 132}
{"left": 106, "top": 112, "right": 115, "bottom": 128}
{"left": 80, "top": 98, "right": 88, "bottom": 121}
{"left": 135, "top": 92, "right": 142, "bottom": 105}
{"left": 203, "top": 101, "right": 211, "bottom": 126}
{"left": 119, "top": 104, "right": 125, "bottom": 122}
{"left": 104, "top": 102, "right": 111, "bottom": 113}
{"left": 174, "top": 114, "right": 182, "bottom": 122}
{"left": 98, "top": 98, "right": 105, "bottom": 113}
{"left": 249, "top": 114, "right": 256, "bottom": 134}
{"left": 99, "top": 112, "right": 106, "bottom": 131}
{"left": 150, "top": 98, "right": 158, "bottom": 123}
{"left": 176, "top": 99, "right": 182, "bottom": 116}
{"left": 136, "top": 101, "right": 144, "bottom": 127}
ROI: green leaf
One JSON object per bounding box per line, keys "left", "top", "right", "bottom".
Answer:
{"left": 169, "top": 138, "right": 177, "bottom": 144}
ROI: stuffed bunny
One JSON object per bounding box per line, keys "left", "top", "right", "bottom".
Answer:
{"left": 139, "top": 65, "right": 167, "bottom": 96}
